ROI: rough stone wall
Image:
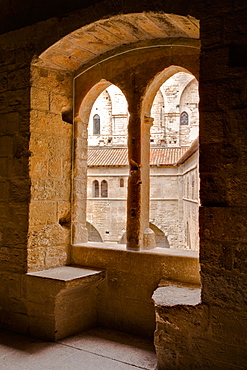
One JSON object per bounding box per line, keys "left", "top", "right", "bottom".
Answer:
{"left": 87, "top": 160, "right": 199, "bottom": 250}
{"left": 0, "top": 1, "right": 246, "bottom": 368}
{"left": 178, "top": 151, "right": 199, "bottom": 251}
{"left": 0, "top": 25, "right": 34, "bottom": 332}
{"left": 87, "top": 168, "right": 128, "bottom": 242}
{"left": 28, "top": 65, "right": 73, "bottom": 271}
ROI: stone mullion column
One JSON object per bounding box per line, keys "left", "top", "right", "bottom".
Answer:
{"left": 71, "top": 116, "right": 88, "bottom": 245}
{"left": 126, "top": 112, "right": 142, "bottom": 250}
{"left": 141, "top": 116, "right": 155, "bottom": 249}
{"left": 126, "top": 112, "right": 154, "bottom": 250}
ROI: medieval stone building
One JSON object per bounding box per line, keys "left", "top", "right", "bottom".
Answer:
{"left": 0, "top": 0, "right": 246, "bottom": 369}
{"left": 86, "top": 77, "right": 199, "bottom": 250}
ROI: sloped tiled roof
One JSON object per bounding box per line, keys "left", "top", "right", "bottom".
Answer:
{"left": 87, "top": 147, "right": 189, "bottom": 167}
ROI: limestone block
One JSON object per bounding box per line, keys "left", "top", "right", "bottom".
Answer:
{"left": 0, "top": 181, "right": 9, "bottom": 200}
{"left": 199, "top": 81, "right": 220, "bottom": 112}
{"left": 218, "top": 78, "right": 246, "bottom": 110}
{"left": 48, "top": 157, "right": 63, "bottom": 178}
{"left": 0, "top": 157, "right": 8, "bottom": 177}
{"left": 161, "top": 256, "right": 200, "bottom": 285}
{"left": 152, "top": 284, "right": 201, "bottom": 307}
{"left": 30, "top": 110, "right": 72, "bottom": 137}
{"left": 200, "top": 16, "right": 222, "bottom": 48}
{"left": 44, "top": 53, "right": 81, "bottom": 70}
{"left": 72, "top": 223, "right": 88, "bottom": 244}
{"left": 200, "top": 240, "right": 234, "bottom": 271}
{"left": 199, "top": 206, "right": 247, "bottom": 242}
{"left": 0, "top": 72, "right": 7, "bottom": 92}
{"left": 8, "top": 202, "right": 29, "bottom": 231}
{"left": 211, "top": 306, "right": 247, "bottom": 348}
{"left": 155, "top": 347, "right": 177, "bottom": 370}
{"left": 45, "top": 245, "right": 69, "bottom": 268}
{"left": 201, "top": 271, "right": 247, "bottom": 309}
{"left": 31, "top": 66, "right": 72, "bottom": 96}
{"left": 73, "top": 158, "right": 87, "bottom": 178}
{"left": 0, "top": 112, "right": 20, "bottom": 135}
{"left": 29, "top": 156, "right": 48, "bottom": 178}
{"left": 31, "top": 87, "right": 49, "bottom": 111}
{"left": 47, "top": 135, "right": 71, "bottom": 158}
{"left": 28, "top": 224, "right": 70, "bottom": 249}
{"left": 0, "top": 136, "right": 13, "bottom": 156}
{"left": 233, "top": 242, "right": 247, "bottom": 274}
{"left": 189, "top": 337, "right": 247, "bottom": 368}
{"left": 49, "top": 92, "right": 71, "bottom": 114}
{"left": 26, "top": 266, "right": 105, "bottom": 340}
{"left": 29, "top": 132, "right": 49, "bottom": 155}
{"left": 0, "top": 246, "right": 26, "bottom": 273}
{"left": 143, "top": 228, "right": 156, "bottom": 250}
{"left": 31, "top": 179, "right": 56, "bottom": 200}
{"left": 29, "top": 201, "right": 56, "bottom": 226}
{"left": 9, "top": 179, "right": 30, "bottom": 202}
{"left": 200, "top": 111, "right": 225, "bottom": 144}
{"left": 200, "top": 46, "right": 230, "bottom": 81}
{"left": 27, "top": 247, "right": 46, "bottom": 271}
{"left": 1, "top": 228, "right": 28, "bottom": 248}
{"left": 8, "top": 67, "right": 30, "bottom": 90}
{"left": 73, "top": 178, "right": 87, "bottom": 201}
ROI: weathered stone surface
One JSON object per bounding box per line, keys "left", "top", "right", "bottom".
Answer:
{"left": 0, "top": 3, "right": 246, "bottom": 369}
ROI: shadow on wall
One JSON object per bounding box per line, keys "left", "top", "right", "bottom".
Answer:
{"left": 118, "top": 223, "right": 170, "bottom": 248}
{"left": 86, "top": 221, "right": 103, "bottom": 242}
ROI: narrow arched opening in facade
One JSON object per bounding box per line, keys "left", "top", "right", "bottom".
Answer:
{"left": 143, "top": 67, "right": 199, "bottom": 251}
{"left": 93, "top": 114, "right": 101, "bottom": 135}
{"left": 85, "top": 83, "right": 129, "bottom": 243}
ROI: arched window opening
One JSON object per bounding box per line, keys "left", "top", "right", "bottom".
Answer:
{"left": 101, "top": 180, "right": 108, "bottom": 197}
{"left": 93, "top": 180, "right": 99, "bottom": 197}
{"left": 180, "top": 111, "right": 189, "bottom": 125}
{"left": 80, "top": 68, "right": 199, "bottom": 251}
{"left": 93, "top": 114, "right": 100, "bottom": 134}
{"left": 148, "top": 70, "right": 199, "bottom": 251}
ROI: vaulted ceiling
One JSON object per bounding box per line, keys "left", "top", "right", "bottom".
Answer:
{"left": 37, "top": 12, "right": 199, "bottom": 71}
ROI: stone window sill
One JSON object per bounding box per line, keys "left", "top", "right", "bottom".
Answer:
{"left": 72, "top": 241, "right": 199, "bottom": 258}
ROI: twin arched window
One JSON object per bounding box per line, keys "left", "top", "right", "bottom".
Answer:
{"left": 93, "top": 114, "right": 100, "bottom": 135}
{"left": 93, "top": 180, "right": 99, "bottom": 197}
{"left": 101, "top": 180, "right": 108, "bottom": 197}
{"left": 180, "top": 111, "right": 189, "bottom": 125}
{"left": 93, "top": 180, "right": 108, "bottom": 197}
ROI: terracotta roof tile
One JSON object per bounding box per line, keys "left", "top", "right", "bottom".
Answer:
{"left": 87, "top": 147, "right": 189, "bottom": 166}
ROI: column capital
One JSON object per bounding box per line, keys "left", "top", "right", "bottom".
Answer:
{"left": 144, "top": 115, "right": 154, "bottom": 127}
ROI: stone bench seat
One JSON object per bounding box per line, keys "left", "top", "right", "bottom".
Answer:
{"left": 152, "top": 280, "right": 202, "bottom": 369}
{"left": 152, "top": 279, "right": 201, "bottom": 307}
{"left": 26, "top": 266, "right": 106, "bottom": 341}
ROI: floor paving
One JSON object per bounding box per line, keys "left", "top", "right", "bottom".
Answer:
{"left": 0, "top": 327, "right": 157, "bottom": 369}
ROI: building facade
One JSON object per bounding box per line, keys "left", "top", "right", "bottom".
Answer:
{"left": 87, "top": 77, "right": 199, "bottom": 250}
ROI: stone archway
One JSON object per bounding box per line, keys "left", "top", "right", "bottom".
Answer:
{"left": 29, "top": 11, "right": 200, "bottom": 268}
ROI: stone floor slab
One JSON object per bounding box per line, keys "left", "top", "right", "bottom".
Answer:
{"left": 0, "top": 327, "right": 157, "bottom": 370}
